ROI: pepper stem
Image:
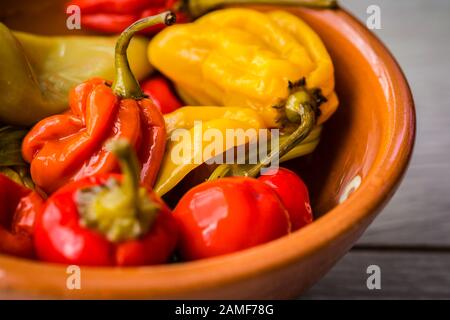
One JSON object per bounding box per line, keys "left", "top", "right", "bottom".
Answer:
{"left": 107, "top": 139, "right": 141, "bottom": 205}
{"left": 188, "top": 0, "right": 338, "bottom": 18}
{"left": 247, "top": 102, "right": 315, "bottom": 178}
{"left": 112, "top": 11, "right": 176, "bottom": 99}
{"left": 208, "top": 80, "right": 323, "bottom": 180}
{"left": 77, "top": 139, "right": 160, "bottom": 243}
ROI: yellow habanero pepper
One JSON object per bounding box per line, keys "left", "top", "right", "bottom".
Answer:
{"left": 155, "top": 106, "right": 267, "bottom": 196}
{"left": 156, "top": 97, "right": 323, "bottom": 196}
{"left": 148, "top": 8, "right": 338, "bottom": 128}
{"left": 164, "top": 106, "right": 268, "bottom": 136}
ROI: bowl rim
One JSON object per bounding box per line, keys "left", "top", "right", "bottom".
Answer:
{"left": 0, "top": 6, "right": 416, "bottom": 298}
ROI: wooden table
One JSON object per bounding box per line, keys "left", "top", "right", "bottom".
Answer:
{"left": 303, "top": 0, "right": 450, "bottom": 299}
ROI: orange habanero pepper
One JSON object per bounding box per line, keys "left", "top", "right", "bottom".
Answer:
{"left": 22, "top": 12, "right": 176, "bottom": 194}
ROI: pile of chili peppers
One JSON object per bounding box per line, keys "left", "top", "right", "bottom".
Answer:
{"left": 0, "top": 1, "right": 340, "bottom": 266}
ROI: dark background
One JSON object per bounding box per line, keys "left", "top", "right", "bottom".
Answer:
{"left": 304, "top": 0, "right": 450, "bottom": 299}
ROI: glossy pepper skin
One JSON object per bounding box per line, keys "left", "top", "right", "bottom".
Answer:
{"left": 258, "top": 168, "right": 313, "bottom": 230}
{"left": 68, "top": 0, "right": 189, "bottom": 34}
{"left": 34, "top": 140, "right": 178, "bottom": 266}
{"left": 141, "top": 75, "right": 183, "bottom": 114}
{"left": 0, "top": 23, "right": 152, "bottom": 126}
{"left": 149, "top": 8, "right": 339, "bottom": 128}
{"left": 173, "top": 177, "right": 290, "bottom": 260}
{"left": 22, "top": 78, "right": 166, "bottom": 194}
{"left": 0, "top": 174, "right": 44, "bottom": 258}
{"left": 205, "top": 84, "right": 319, "bottom": 230}
{"left": 156, "top": 77, "right": 325, "bottom": 196}
{"left": 34, "top": 174, "right": 177, "bottom": 266}
{"left": 22, "top": 12, "right": 176, "bottom": 195}
{"left": 155, "top": 106, "right": 267, "bottom": 196}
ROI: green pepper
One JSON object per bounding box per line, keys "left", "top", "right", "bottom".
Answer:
{"left": 0, "top": 23, "right": 152, "bottom": 126}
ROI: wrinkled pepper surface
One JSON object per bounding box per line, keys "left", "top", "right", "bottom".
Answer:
{"left": 22, "top": 12, "right": 176, "bottom": 194}
{"left": 67, "top": 0, "right": 189, "bottom": 34}
{"left": 0, "top": 23, "right": 152, "bottom": 126}
{"left": 149, "top": 8, "right": 338, "bottom": 128}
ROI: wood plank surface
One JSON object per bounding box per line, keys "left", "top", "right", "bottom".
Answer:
{"left": 339, "top": 0, "right": 450, "bottom": 246}
{"left": 306, "top": 0, "right": 450, "bottom": 299}
{"left": 303, "top": 250, "right": 450, "bottom": 299}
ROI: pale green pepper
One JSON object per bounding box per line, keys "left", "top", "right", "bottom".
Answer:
{"left": 0, "top": 23, "right": 152, "bottom": 126}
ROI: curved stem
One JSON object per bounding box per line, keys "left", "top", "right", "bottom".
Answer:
{"left": 112, "top": 11, "right": 176, "bottom": 99}
{"left": 107, "top": 139, "right": 141, "bottom": 207}
{"left": 77, "top": 139, "right": 160, "bottom": 242}
{"left": 246, "top": 102, "right": 315, "bottom": 178}
{"left": 188, "top": 0, "right": 338, "bottom": 18}
{"left": 208, "top": 79, "right": 325, "bottom": 180}
{"left": 208, "top": 93, "right": 316, "bottom": 180}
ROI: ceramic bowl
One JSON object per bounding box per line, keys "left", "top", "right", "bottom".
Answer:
{"left": 0, "top": 2, "right": 415, "bottom": 299}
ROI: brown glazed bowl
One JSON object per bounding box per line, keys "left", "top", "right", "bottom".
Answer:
{"left": 0, "top": 1, "right": 415, "bottom": 299}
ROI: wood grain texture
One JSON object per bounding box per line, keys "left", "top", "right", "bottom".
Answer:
{"left": 303, "top": 250, "right": 450, "bottom": 299}
{"left": 306, "top": 0, "right": 450, "bottom": 299}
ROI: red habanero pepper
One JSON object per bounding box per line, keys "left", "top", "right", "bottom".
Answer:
{"left": 258, "top": 168, "right": 313, "bottom": 230}
{"left": 68, "top": 0, "right": 188, "bottom": 34}
{"left": 22, "top": 12, "right": 176, "bottom": 194}
{"left": 34, "top": 139, "right": 178, "bottom": 266}
{"left": 205, "top": 81, "right": 319, "bottom": 231}
{"left": 0, "top": 174, "right": 44, "bottom": 258}
{"left": 177, "top": 84, "right": 319, "bottom": 260}
{"left": 172, "top": 168, "right": 314, "bottom": 261}
{"left": 69, "top": 0, "right": 159, "bottom": 15}
{"left": 81, "top": 14, "right": 140, "bottom": 34}
{"left": 141, "top": 75, "right": 183, "bottom": 114}
{"left": 173, "top": 177, "right": 291, "bottom": 261}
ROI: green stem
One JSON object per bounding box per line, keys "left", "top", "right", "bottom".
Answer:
{"left": 112, "top": 11, "right": 176, "bottom": 99}
{"left": 107, "top": 139, "right": 141, "bottom": 208}
{"left": 188, "top": 0, "right": 338, "bottom": 18}
{"left": 77, "top": 139, "right": 160, "bottom": 242}
{"left": 247, "top": 101, "right": 315, "bottom": 178}
{"left": 208, "top": 80, "right": 322, "bottom": 180}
